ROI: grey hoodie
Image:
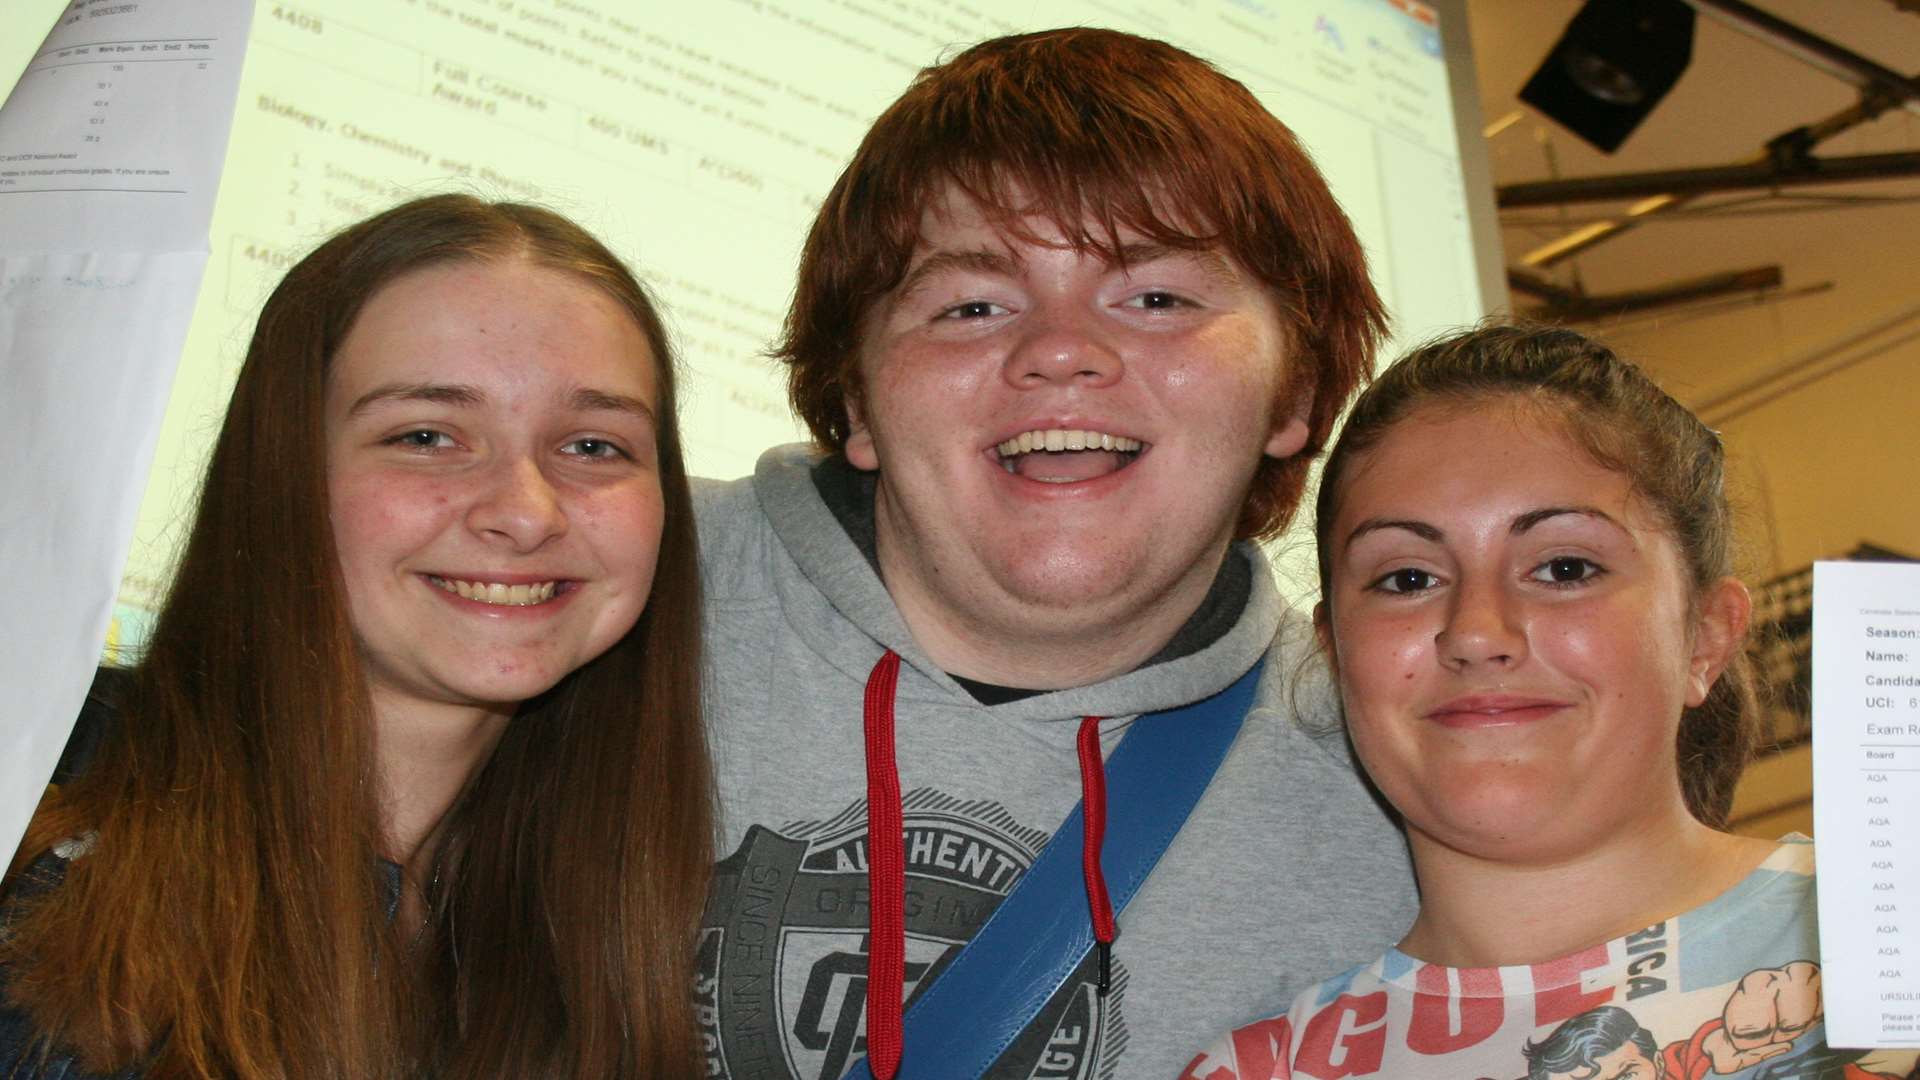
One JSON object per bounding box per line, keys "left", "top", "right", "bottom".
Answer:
{"left": 694, "top": 445, "right": 1416, "bottom": 1080}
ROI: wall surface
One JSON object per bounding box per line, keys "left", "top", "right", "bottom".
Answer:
{"left": 1469, "top": 0, "right": 1920, "bottom": 839}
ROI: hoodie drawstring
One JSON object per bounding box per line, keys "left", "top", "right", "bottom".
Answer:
{"left": 1075, "top": 713, "right": 1118, "bottom": 995}
{"left": 860, "top": 649, "right": 1115, "bottom": 1080}
{"left": 862, "top": 650, "right": 906, "bottom": 1080}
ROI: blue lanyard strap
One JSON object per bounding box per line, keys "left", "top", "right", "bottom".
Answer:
{"left": 846, "top": 657, "right": 1264, "bottom": 1080}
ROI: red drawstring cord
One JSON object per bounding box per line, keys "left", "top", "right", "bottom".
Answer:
{"left": 861, "top": 652, "right": 1117, "bottom": 1078}
{"left": 1077, "top": 714, "right": 1117, "bottom": 995}
{"left": 862, "top": 651, "right": 906, "bottom": 1080}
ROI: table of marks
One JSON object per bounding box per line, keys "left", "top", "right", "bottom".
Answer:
{"left": 1814, "top": 560, "right": 1920, "bottom": 1048}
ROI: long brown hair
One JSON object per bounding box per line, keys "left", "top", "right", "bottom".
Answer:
{"left": 2, "top": 194, "right": 711, "bottom": 1078}
{"left": 1313, "top": 324, "right": 1761, "bottom": 827}
{"left": 775, "top": 27, "right": 1390, "bottom": 540}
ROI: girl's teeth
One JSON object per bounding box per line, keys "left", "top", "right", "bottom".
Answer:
{"left": 432, "top": 578, "right": 560, "bottom": 605}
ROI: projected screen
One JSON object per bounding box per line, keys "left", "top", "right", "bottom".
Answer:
{"left": 2, "top": 0, "right": 1488, "bottom": 625}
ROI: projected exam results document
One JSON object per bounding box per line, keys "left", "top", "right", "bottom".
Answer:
{"left": 3, "top": 0, "right": 1489, "bottom": 625}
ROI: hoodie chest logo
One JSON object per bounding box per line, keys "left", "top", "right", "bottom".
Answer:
{"left": 699, "top": 788, "right": 1126, "bottom": 1080}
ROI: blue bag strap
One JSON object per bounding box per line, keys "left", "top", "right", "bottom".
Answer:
{"left": 845, "top": 657, "right": 1264, "bottom": 1080}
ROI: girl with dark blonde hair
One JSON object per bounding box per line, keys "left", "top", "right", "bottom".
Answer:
{"left": 1188, "top": 325, "right": 1919, "bottom": 1080}
{"left": 1, "top": 194, "right": 712, "bottom": 1078}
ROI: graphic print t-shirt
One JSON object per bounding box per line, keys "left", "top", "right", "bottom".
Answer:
{"left": 1183, "top": 841, "right": 1919, "bottom": 1080}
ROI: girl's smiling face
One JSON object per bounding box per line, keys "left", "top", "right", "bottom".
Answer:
{"left": 324, "top": 259, "right": 665, "bottom": 724}
{"left": 1320, "top": 398, "right": 1749, "bottom": 865}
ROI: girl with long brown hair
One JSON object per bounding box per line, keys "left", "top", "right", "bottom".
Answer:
{"left": 0, "top": 193, "right": 712, "bottom": 1078}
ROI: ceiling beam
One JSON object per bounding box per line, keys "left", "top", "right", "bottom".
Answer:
{"left": 1519, "top": 265, "right": 1782, "bottom": 322}
{"left": 1519, "top": 4, "right": 1920, "bottom": 267}
{"left": 1688, "top": 0, "right": 1920, "bottom": 117}
{"left": 1498, "top": 149, "right": 1920, "bottom": 207}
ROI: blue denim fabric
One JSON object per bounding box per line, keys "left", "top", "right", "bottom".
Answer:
{"left": 1, "top": 853, "right": 405, "bottom": 1080}
{"left": 0, "top": 853, "right": 138, "bottom": 1080}
{"left": 3, "top": 672, "right": 139, "bottom": 1079}
{"left": 2, "top": 674, "right": 407, "bottom": 1078}
{"left": 0, "top": 1013, "right": 137, "bottom": 1080}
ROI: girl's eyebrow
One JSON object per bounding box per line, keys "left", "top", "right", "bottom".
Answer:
{"left": 348, "top": 382, "right": 481, "bottom": 415}
{"left": 1343, "top": 506, "right": 1626, "bottom": 551}
{"left": 570, "top": 387, "right": 655, "bottom": 423}
{"left": 1344, "top": 518, "right": 1441, "bottom": 550}
{"left": 347, "top": 384, "right": 654, "bottom": 424}
{"left": 1511, "top": 506, "right": 1623, "bottom": 534}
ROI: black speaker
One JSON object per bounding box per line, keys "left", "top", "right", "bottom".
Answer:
{"left": 1519, "top": 0, "right": 1697, "bottom": 153}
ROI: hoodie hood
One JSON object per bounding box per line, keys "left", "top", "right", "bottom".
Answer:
{"left": 749, "top": 443, "right": 1285, "bottom": 722}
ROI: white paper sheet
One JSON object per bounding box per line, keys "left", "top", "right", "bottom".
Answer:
{"left": 0, "top": 0, "right": 248, "bottom": 251}
{"left": 1812, "top": 560, "right": 1920, "bottom": 1048}
{"left": 0, "top": 0, "right": 252, "bottom": 867}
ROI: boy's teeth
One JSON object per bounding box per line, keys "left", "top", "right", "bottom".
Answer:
{"left": 996, "top": 429, "right": 1142, "bottom": 457}
{"left": 430, "top": 577, "right": 560, "bottom": 605}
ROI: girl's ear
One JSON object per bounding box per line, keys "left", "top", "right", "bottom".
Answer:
{"left": 1313, "top": 600, "right": 1338, "bottom": 679}
{"left": 1685, "top": 577, "right": 1752, "bottom": 707}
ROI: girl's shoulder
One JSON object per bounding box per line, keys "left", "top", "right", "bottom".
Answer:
{"left": 1, "top": 844, "right": 124, "bottom": 1080}
{"left": 1189, "top": 839, "right": 1920, "bottom": 1080}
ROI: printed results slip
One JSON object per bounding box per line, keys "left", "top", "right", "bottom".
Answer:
{"left": 1813, "top": 560, "right": 1920, "bottom": 1048}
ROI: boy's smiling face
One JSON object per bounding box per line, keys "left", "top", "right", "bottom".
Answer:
{"left": 844, "top": 185, "right": 1307, "bottom": 685}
